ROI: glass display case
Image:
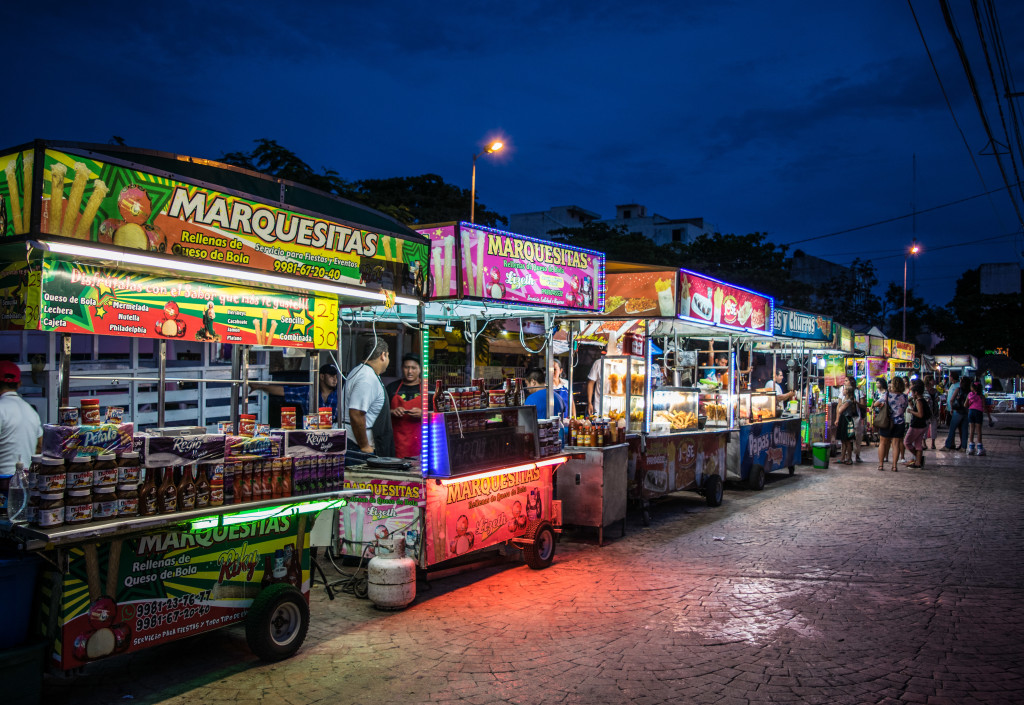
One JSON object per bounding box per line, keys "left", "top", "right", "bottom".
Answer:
{"left": 651, "top": 387, "right": 699, "bottom": 433}
{"left": 427, "top": 407, "right": 540, "bottom": 477}
{"left": 739, "top": 390, "right": 777, "bottom": 422}
{"left": 596, "top": 356, "right": 647, "bottom": 433}
{"left": 699, "top": 390, "right": 734, "bottom": 427}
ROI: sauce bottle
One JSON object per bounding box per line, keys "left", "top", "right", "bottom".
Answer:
{"left": 157, "top": 467, "right": 178, "bottom": 514}
{"left": 195, "top": 466, "right": 211, "bottom": 508}
{"left": 178, "top": 466, "right": 197, "bottom": 511}
{"left": 139, "top": 468, "right": 159, "bottom": 516}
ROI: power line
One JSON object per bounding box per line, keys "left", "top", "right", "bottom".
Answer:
{"left": 783, "top": 181, "right": 1020, "bottom": 245}
{"left": 830, "top": 229, "right": 1021, "bottom": 264}
{"left": 905, "top": 0, "right": 1009, "bottom": 233}
{"left": 939, "top": 0, "right": 1024, "bottom": 229}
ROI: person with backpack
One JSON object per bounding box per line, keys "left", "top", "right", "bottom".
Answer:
{"left": 904, "top": 381, "right": 931, "bottom": 468}
{"left": 834, "top": 387, "right": 858, "bottom": 464}
{"left": 966, "top": 381, "right": 987, "bottom": 456}
{"left": 941, "top": 372, "right": 970, "bottom": 452}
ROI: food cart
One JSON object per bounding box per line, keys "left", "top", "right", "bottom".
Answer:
{"left": 561, "top": 262, "right": 779, "bottom": 525}
{"left": 0, "top": 140, "right": 434, "bottom": 669}
{"left": 335, "top": 222, "right": 606, "bottom": 570}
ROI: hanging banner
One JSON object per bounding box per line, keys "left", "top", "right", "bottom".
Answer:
{"left": 1, "top": 150, "right": 33, "bottom": 237}
{"left": 0, "top": 260, "right": 35, "bottom": 331}
{"left": 4, "top": 149, "right": 429, "bottom": 297}
{"left": 419, "top": 224, "right": 604, "bottom": 312}
{"left": 824, "top": 355, "right": 845, "bottom": 386}
{"left": 603, "top": 270, "right": 677, "bottom": 317}
{"left": 678, "top": 269, "right": 773, "bottom": 336}
{"left": 772, "top": 307, "right": 832, "bottom": 341}
{"left": 36, "top": 257, "right": 338, "bottom": 349}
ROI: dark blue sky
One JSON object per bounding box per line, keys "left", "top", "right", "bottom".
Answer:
{"left": 7, "top": 1, "right": 1024, "bottom": 306}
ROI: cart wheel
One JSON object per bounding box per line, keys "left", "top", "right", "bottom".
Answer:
{"left": 748, "top": 465, "right": 766, "bottom": 491}
{"left": 788, "top": 465, "right": 796, "bottom": 475}
{"left": 245, "top": 583, "right": 310, "bottom": 662}
{"left": 522, "top": 521, "right": 556, "bottom": 570}
{"left": 704, "top": 474, "right": 724, "bottom": 507}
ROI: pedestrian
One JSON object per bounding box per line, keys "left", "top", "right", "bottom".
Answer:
{"left": 872, "top": 377, "right": 896, "bottom": 471}
{"left": 942, "top": 372, "right": 969, "bottom": 451}
{"left": 889, "top": 376, "right": 909, "bottom": 468}
{"left": 924, "top": 375, "right": 939, "bottom": 449}
{"left": 966, "top": 381, "right": 987, "bottom": 456}
{"left": 0, "top": 361, "right": 42, "bottom": 476}
{"left": 844, "top": 375, "right": 867, "bottom": 462}
{"left": 904, "top": 381, "right": 930, "bottom": 468}
{"left": 834, "top": 387, "right": 857, "bottom": 464}
{"left": 344, "top": 338, "right": 394, "bottom": 456}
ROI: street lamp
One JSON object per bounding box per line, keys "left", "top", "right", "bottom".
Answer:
{"left": 470, "top": 140, "right": 503, "bottom": 223}
{"left": 903, "top": 240, "right": 921, "bottom": 341}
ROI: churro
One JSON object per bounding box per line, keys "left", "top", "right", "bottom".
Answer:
{"left": 49, "top": 162, "right": 67, "bottom": 235}
{"left": 267, "top": 319, "right": 278, "bottom": 344}
{"left": 75, "top": 179, "right": 108, "bottom": 239}
{"left": 61, "top": 162, "right": 89, "bottom": 237}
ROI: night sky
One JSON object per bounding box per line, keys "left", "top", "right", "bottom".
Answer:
{"left": 7, "top": 1, "right": 1024, "bottom": 306}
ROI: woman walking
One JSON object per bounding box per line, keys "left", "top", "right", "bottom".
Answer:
{"left": 872, "top": 378, "right": 894, "bottom": 471}
{"left": 889, "top": 377, "right": 909, "bottom": 469}
{"left": 904, "top": 381, "right": 930, "bottom": 468}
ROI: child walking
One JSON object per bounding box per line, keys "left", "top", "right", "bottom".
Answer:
{"left": 966, "top": 382, "right": 987, "bottom": 456}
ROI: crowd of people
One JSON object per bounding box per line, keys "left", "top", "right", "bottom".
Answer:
{"left": 832, "top": 370, "right": 995, "bottom": 472}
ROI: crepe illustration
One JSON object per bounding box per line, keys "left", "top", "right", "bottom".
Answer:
{"left": 737, "top": 300, "right": 753, "bottom": 326}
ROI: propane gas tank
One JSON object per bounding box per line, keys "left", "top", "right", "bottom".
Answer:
{"left": 367, "top": 536, "right": 417, "bottom": 610}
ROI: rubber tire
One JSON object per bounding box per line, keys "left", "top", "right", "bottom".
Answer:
{"left": 522, "top": 521, "right": 556, "bottom": 570}
{"left": 748, "top": 465, "right": 766, "bottom": 491}
{"left": 245, "top": 583, "right": 310, "bottom": 662}
{"left": 704, "top": 474, "right": 724, "bottom": 507}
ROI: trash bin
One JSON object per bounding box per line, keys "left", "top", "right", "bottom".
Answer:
{"left": 0, "top": 553, "right": 39, "bottom": 649}
{"left": 811, "top": 442, "right": 830, "bottom": 469}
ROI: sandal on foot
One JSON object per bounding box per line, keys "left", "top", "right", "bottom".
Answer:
{"left": 906, "top": 463, "right": 921, "bottom": 469}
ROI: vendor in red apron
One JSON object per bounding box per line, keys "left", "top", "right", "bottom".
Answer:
{"left": 344, "top": 338, "right": 395, "bottom": 456}
{"left": 386, "top": 354, "right": 429, "bottom": 459}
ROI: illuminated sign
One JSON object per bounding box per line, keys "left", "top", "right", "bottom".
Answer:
{"left": 678, "top": 269, "right": 773, "bottom": 336}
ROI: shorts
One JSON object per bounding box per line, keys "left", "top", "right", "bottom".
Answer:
{"left": 904, "top": 426, "right": 927, "bottom": 452}
{"left": 968, "top": 409, "right": 984, "bottom": 424}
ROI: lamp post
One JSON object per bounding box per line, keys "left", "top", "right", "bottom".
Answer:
{"left": 470, "top": 140, "right": 503, "bottom": 223}
{"left": 903, "top": 240, "right": 921, "bottom": 341}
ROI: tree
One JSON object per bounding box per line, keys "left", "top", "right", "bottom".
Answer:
{"left": 220, "top": 139, "right": 507, "bottom": 226}
{"left": 932, "top": 267, "right": 1024, "bottom": 358}
{"left": 669, "top": 232, "right": 814, "bottom": 308}
{"left": 812, "top": 258, "right": 882, "bottom": 328}
{"left": 549, "top": 222, "right": 670, "bottom": 265}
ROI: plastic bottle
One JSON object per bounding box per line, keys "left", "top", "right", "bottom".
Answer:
{"left": 7, "top": 458, "right": 29, "bottom": 524}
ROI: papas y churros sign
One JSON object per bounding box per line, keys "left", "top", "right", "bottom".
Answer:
{"left": 1, "top": 148, "right": 429, "bottom": 297}
{"left": 35, "top": 257, "right": 338, "bottom": 349}
{"left": 418, "top": 223, "right": 604, "bottom": 311}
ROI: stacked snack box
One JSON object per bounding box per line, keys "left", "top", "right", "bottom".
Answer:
{"left": 537, "top": 419, "right": 562, "bottom": 458}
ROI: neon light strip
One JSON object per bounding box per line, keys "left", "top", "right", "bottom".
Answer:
{"left": 38, "top": 240, "right": 420, "bottom": 306}
{"left": 421, "top": 323, "right": 430, "bottom": 478}
{"left": 535, "top": 457, "right": 569, "bottom": 468}
{"left": 189, "top": 498, "right": 348, "bottom": 530}
{"left": 437, "top": 461, "right": 540, "bottom": 485}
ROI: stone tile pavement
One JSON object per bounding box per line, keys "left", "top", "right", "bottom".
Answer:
{"left": 43, "top": 420, "right": 1024, "bottom": 704}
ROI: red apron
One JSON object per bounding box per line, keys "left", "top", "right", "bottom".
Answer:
{"left": 391, "top": 388, "right": 422, "bottom": 459}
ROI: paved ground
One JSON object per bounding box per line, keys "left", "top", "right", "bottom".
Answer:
{"left": 44, "top": 419, "right": 1024, "bottom": 705}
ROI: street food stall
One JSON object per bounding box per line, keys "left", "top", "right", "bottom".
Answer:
{"left": 335, "top": 222, "right": 606, "bottom": 569}
{"left": 0, "top": 140, "right": 436, "bottom": 670}
{"left": 562, "top": 262, "right": 780, "bottom": 525}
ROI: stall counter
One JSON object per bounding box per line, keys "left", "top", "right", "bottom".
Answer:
{"left": 556, "top": 443, "right": 628, "bottom": 545}
{"left": 726, "top": 417, "right": 802, "bottom": 490}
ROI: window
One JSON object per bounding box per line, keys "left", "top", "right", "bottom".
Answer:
{"left": 622, "top": 209, "right": 631, "bottom": 219}
{"left": 672, "top": 229, "right": 682, "bottom": 242}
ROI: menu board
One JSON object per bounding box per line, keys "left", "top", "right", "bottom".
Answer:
{"left": 1, "top": 148, "right": 429, "bottom": 297}
{"left": 868, "top": 337, "right": 885, "bottom": 357}
{"left": 678, "top": 269, "right": 772, "bottom": 335}
{"left": 772, "top": 307, "right": 832, "bottom": 341}
{"left": 419, "top": 224, "right": 604, "bottom": 311}
{"left": 0, "top": 261, "right": 35, "bottom": 331}
{"left": 837, "top": 325, "right": 854, "bottom": 353}
{"left": 36, "top": 257, "right": 338, "bottom": 349}
{"left": 604, "top": 271, "right": 676, "bottom": 317}
{"left": 824, "top": 355, "right": 846, "bottom": 386}
{"left": 890, "top": 340, "right": 915, "bottom": 361}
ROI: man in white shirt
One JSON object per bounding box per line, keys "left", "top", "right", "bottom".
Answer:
{"left": 770, "top": 369, "right": 796, "bottom": 414}
{"left": 344, "top": 339, "right": 394, "bottom": 455}
{"left": 585, "top": 358, "right": 603, "bottom": 417}
{"left": 0, "top": 361, "right": 42, "bottom": 475}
